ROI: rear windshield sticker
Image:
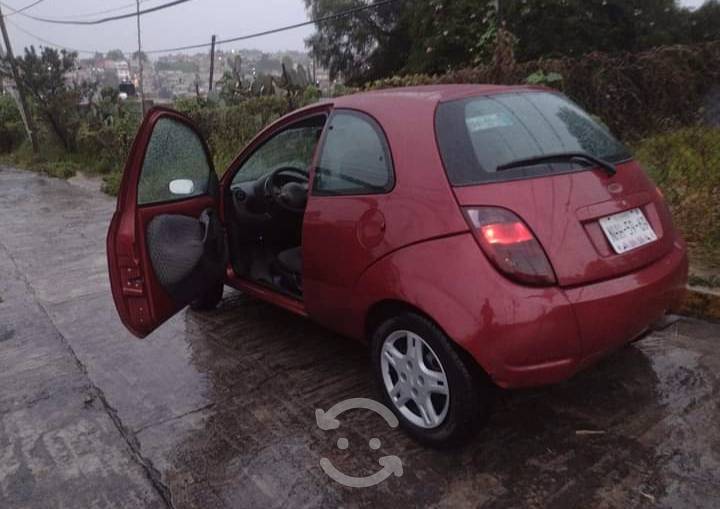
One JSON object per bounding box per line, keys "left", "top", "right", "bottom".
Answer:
{"left": 465, "top": 112, "right": 514, "bottom": 132}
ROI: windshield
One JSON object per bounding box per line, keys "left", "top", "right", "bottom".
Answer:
{"left": 435, "top": 91, "right": 632, "bottom": 186}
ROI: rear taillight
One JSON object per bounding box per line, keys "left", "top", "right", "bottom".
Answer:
{"left": 463, "top": 207, "right": 557, "bottom": 286}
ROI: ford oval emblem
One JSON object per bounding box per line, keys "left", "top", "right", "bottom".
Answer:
{"left": 607, "top": 183, "right": 624, "bottom": 194}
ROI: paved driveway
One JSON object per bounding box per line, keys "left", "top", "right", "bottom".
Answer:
{"left": 1, "top": 166, "right": 719, "bottom": 508}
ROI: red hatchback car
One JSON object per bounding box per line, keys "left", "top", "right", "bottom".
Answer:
{"left": 108, "top": 85, "right": 688, "bottom": 445}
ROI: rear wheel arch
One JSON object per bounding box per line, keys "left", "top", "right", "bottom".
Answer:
{"left": 365, "top": 299, "right": 416, "bottom": 341}
{"left": 352, "top": 234, "right": 505, "bottom": 381}
{"left": 365, "top": 299, "right": 492, "bottom": 385}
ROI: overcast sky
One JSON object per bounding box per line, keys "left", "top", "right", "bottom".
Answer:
{"left": 0, "top": 0, "right": 710, "bottom": 57}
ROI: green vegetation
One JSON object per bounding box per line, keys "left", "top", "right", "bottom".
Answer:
{"left": 635, "top": 127, "right": 720, "bottom": 256}
{"left": 525, "top": 70, "right": 563, "bottom": 86}
{"left": 173, "top": 95, "right": 302, "bottom": 173}
{"left": 305, "top": 0, "right": 498, "bottom": 83}
{"left": 0, "top": 141, "right": 103, "bottom": 179}
{"left": 0, "top": 69, "right": 143, "bottom": 193}
{"left": 0, "top": 95, "right": 24, "bottom": 154}
{"left": 688, "top": 274, "right": 720, "bottom": 289}
{"left": 366, "top": 41, "right": 720, "bottom": 143}
{"left": 1, "top": 47, "right": 97, "bottom": 152}
{"left": 306, "top": 0, "right": 720, "bottom": 84}
{"left": 502, "top": 0, "right": 719, "bottom": 60}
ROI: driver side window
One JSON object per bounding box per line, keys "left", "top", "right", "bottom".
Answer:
{"left": 232, "top": 116, "right": 326, "bottom": 185}
{"left": 138, "top": 117, "right": 212, "bottom": 205}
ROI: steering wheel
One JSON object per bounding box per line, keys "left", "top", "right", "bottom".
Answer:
{"left": 263, "top": 166, "right": 310, "bottom": 214}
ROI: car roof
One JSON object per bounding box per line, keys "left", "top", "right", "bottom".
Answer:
{"left": 332, "top": 84, "right": 549, "bottom": 110}
{"left": 284, "top": 84, "right": 554, "bottom": 124}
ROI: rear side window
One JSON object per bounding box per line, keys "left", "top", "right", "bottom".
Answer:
{"left": 435, "top": 91, "right": 631, "bottom": 186}
{"left": 313, "top": 111, "right": 394, "bottom": 195}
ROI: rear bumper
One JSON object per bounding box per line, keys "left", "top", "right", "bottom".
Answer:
{"left": 488, "top": 240, "right": 688, "bottom": 388}
{"left": 564, "top": 239, "right": 688, "bottom": 371}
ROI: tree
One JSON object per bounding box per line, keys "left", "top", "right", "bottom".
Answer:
{"left": 501, "top": 0, "right": 691, "bottom": 60}
{"left": 305, "top": 0, "right": 499, "bottom": 83}
{"left": 404, "top": 0, "right": 498, "bottom": 72}
{"left": 306, "top": 0, "right": 718, "bottom": 84}
{"left": 132, "top": 50, "right": 148, "bottom": 63}
{"left": 304, "top": 0, "right": 409, "bottom": 84}
{"left": 0, "top": 46, "right": 96, "bottom": 152}
{"left": 688, "top": 0, "right": 720, "bottom": 42}
{"left": 106, "top": 49, "right": 125, "bottom": 61}
{"left": 0, "top": 94, "right": 24, "bottom": 153}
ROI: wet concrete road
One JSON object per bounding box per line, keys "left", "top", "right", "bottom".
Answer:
{"left": 1, "top": 165, "right": 719, "bottom": 508}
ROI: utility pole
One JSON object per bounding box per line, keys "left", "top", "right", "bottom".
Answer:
{"left": 208, "top": 35, "right": 216, "bottom": 93}
{"left": 135, "top": 0, "right": 147, "bottom": 116}
{"left": 0, "top": 37, "right": 4, "bottom": 93}
{"left": 0, "top": 4, "right": 38, "bottom": 153}
{"left": 0, "top": 35, "right": 5, "bottom": 94}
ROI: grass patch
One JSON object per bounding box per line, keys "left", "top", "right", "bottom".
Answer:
{"left": 688, "top": 274, "right": 720, "bottom": 288}
{"left": 634, "top": 126, "right": 720, "bottom": 256}
{"left": 0, "top": 136, "right": 123, "bottom": 187}
{"left": 101, "top": 171, "right": 122, "bottom": 196}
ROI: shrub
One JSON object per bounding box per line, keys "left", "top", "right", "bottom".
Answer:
{"left": 635, "top": 126, "right": 720, "bottom": 253}
{"left": 76, "top": 105, "right": 141, "bottom": 175}
{"left": 0, "top": 95, "right": 26, "bottom": 154}
{"left": 366, "top": 41, "right": 720, "bottom": 142}
{"left": 176, "top": 95, "right": 301, "bottom": 171}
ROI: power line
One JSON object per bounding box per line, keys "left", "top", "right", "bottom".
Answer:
{"left": 2, "top": 0, "right": 401, "bottom": 58}
{"left": 2, "top": 0, "right": 47, "bottom": 17}
{"left": 5, "top": 17, "right": 97, "bottom": 54}
{"left": 35, "top": 0, "right": 157, "bottom": 21}
{"left": 1, "top": 0, "right": 195, "bottom": 25}
{"left": 145, "top": 0, "right": 401, "bottom": 54}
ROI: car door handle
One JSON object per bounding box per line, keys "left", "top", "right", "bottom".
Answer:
{"left": 199, "top": 209, "right": 218, "bottom": 245}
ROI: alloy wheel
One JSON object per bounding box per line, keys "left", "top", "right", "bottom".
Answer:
{"left": 380, "top": 330, "right": 450, "bottom": 429}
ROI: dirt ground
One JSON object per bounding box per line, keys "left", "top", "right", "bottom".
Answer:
{"left": 1, "top": 166, "right": 719, "bottom": 508}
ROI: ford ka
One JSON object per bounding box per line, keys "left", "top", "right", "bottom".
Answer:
{"left": 107, "top": 85, "right": 688, "bottom": 446}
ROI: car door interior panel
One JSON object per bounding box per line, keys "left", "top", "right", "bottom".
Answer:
{"left": 146, "top": 209, "right": 226, "bottom": 306}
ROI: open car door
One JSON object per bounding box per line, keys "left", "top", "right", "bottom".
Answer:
{"left": 107, "top": 107, "right": 226, "bottom": 338}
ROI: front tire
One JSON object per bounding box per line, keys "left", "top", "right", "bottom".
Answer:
{"left": 371, "top": 312, "right": 491, "bottom": 447}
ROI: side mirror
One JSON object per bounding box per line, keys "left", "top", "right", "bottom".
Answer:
{"left": 169, "top": 179, "right": 195, "bottom": 196}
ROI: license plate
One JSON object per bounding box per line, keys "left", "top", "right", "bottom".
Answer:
{"left": 599, "top": 208, "right": 658, "bottom": 254}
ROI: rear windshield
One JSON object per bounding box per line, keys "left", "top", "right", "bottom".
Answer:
{"left": 435, "top": 91, "right": 632, "bottom": 186}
